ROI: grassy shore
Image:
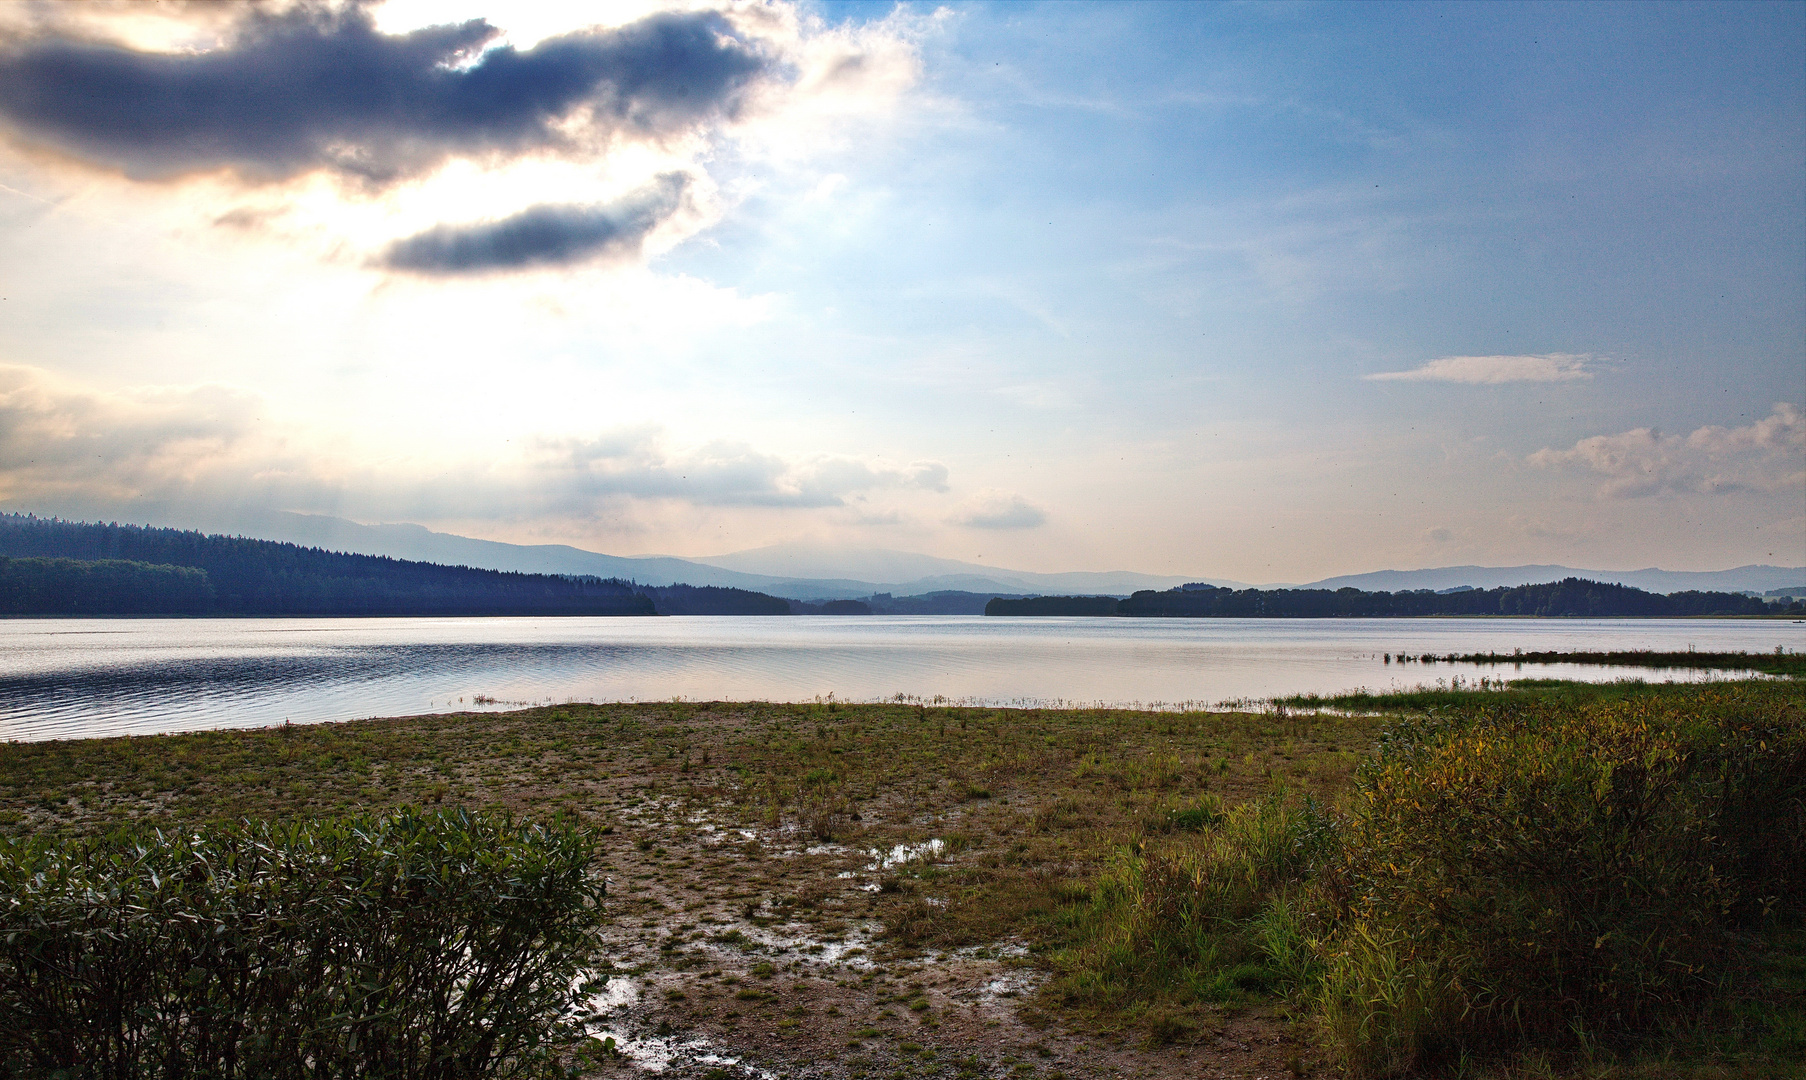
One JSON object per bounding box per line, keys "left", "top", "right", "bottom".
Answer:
{"left": 1, "top": 682, "right": 1800, "bottom": 1079}
{"left": 1374, "top": 648, "right": 1806, "bottom": 678}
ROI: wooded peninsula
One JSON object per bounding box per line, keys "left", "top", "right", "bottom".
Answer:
{"left": 988, "top": 579, "right": 1804, "bottom": 618}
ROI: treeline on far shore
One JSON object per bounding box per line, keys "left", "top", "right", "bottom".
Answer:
{"left": 0, "top": 554, "right": 664, "bottom": 617}
{"left": 0, "top": 514, "right": 1006, "bottom": 618}
{"left": 988, "top": 577, "right": 1806, "bottom": 618}
{"left": 0, "top": 516, "right": 782, "bottom": 617}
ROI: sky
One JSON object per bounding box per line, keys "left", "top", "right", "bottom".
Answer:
{"left": 0, "top": 0, "right": 1800, "bottom": 583}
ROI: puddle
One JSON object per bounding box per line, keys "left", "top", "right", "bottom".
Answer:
{"left": 590, "top": 975, "right": 641, "bottom": 1012}
{"left": 957, "top": 940, "right": 1030, "bottom": 960}
{"left": 695, "top": 1051, "right": 781, "bottom": 1080}
{"left": 702, "top": 918, "right": 880, "bottom": 967}
{"left": 693, "top": 826, "right": 761, "bottom": 848}
{"left": 588, "top": 1029, "right": 710, "bottom": 1074}
{"left": 867, "top": 838, "right": 945, "bottom": 870}
{"left": 587, "top": 970, "right": 785, "bottom": 1076}
{"left": 976, "top": 969, "right": 1043, "bottom": 1005}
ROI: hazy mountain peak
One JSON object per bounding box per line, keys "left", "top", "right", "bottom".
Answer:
{"left": 1301, "top": 563, "right": 1806, "bottom": 594}
{"left": 694, "top": 543, "right": 1009, "bottom": 584}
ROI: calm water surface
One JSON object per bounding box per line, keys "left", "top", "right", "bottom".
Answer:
{"left": 1, "top": 616, "right": 1799, "bottom": 742}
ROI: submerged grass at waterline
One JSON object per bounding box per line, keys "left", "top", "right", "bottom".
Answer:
{"left": 1381, "top": 647, "right": 1806, "bottom": 678}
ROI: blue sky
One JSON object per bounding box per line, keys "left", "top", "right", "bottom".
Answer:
{"left": 0, "top": 0, "right": 1799, "bottom": 581}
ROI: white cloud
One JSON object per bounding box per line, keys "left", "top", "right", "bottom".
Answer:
{"left": 1685, "top": 405, "right": 1806, "bottom": 455}
{"left": 807, "top": 173, "right": 849, "bottom": 201}
{"left": 1365, "top": 353, "right": 1595, "bottom": 384}
{"left": 0, "top": 363, "right": 951, "bottom": 521}
{"left": 1528, "top": 403, "right": 1805, "bottom": 498}
{"left": 533, "top": 434, "right": 947, "bottom": 509}
{"left": 948, "top": 489, "right": 1046, "bottom": 530}
{"left": 0, "top": 364, "right": 263, "bottom": 503}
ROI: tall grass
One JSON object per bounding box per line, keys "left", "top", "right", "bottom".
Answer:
{"left": 1052, "top": 796, "right": 1337, "bottom": 1019}
{"left": 0, "top": 807, "right": 606, "bottom": 1079}
{"left": 1051, "top": 682, "right": 1804, "bottom": 1073}
{"left": 1314, "top": 683, "right": 1804, "bottom": 1075}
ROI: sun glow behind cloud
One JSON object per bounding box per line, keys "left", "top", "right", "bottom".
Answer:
{"left": 0, "top": 0, "right": 922, "bottom": 275}
{"left": 0, "top": 2, "right": 1798, "bottom": 577}
{"left": 0, "top": 0, "right": 931, "bottom": 488}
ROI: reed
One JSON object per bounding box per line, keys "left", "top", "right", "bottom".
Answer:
{"left": 1315, "top": 682, "right": 1804, "bottom": 1074}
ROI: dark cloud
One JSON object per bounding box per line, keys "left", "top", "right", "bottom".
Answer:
{"left": 0, "top": 4, "right": 777, "bottom": 182}
{"left": 380, "top": 173, "right": 688, "bottom": 274}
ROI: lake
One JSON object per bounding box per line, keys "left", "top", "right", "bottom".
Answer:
{"left": 1, "top": 615, "right": 1798, "bottom": 742}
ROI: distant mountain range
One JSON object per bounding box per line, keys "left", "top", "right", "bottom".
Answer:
{"left": 683, "top": 541, "right": 1217, "bottom": 597}
{"left": 1304, "top": 564, "right": 1806, "bottom": 596}
{"left": 143, "top": 512, "right": 1213, "bottom": 599}
{"left": 12, "top": 509, "right": 1801, "bottom": 599}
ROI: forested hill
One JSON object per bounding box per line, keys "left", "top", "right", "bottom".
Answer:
{"left": 988, "top": 578, "right": 1805, "bottom": 618}
{"left": 638, "top": 583, "right": 791, "bottom": 616}
{"left": 0, "top": 515, "right": 660, "bottom": 616}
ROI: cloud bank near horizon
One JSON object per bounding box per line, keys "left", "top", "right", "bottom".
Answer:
{"left": 1530, "top": 404, "right": 1805, "bottom": 498}
{"left": 1365, "top": 354, "right": 1597, "bottom": 385}
{"left": 949, "top": 490, "right": 1047, "bottom": 530}
{"left": 0, "top": 363, "right": 953, "bottom": 525}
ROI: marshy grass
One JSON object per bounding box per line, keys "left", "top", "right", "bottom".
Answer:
{"left": 1042, "top": 680, "right": 1804, "bottom": 1076}
{"left": 1277, "top": 677, "right": 1708, "bottom": 714}
{"left": 1314, "top": 680, "right": 1804, "bottom": 1076}
{"left": 1050, "top": 794, "right": 1336, "bottom": 1022}
{"left": 0, "top": 683, "right": 1799, "bottom": 1077}
{"left": 0, "top": 701, "right": 1374, "bottom": 958}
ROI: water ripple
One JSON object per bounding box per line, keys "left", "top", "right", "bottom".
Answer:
{"left": 1, "top": 616, "right": 1797, "bottom": 742}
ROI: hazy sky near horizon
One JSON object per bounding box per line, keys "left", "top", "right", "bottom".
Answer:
{"left": 0, "top": 0, "right": 1800, "bottom": 581}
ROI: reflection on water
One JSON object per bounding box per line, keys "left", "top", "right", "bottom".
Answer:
{"left": 1, "top": 615, "right": 1798, "bottom": 742}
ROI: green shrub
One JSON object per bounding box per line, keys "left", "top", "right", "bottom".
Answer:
{"left": 0, "top": 807, "right": 606, "bottom": 1079}
{"left": 1315, "top": 684, "right": 1806, "bottom": 1075}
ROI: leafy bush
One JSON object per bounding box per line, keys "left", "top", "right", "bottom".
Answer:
{"left": 1315, "top": 684, "right": 1805, "bottom": 1075}
{"left": 0, "top": 807, "right": 606, "bottom": 1079}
